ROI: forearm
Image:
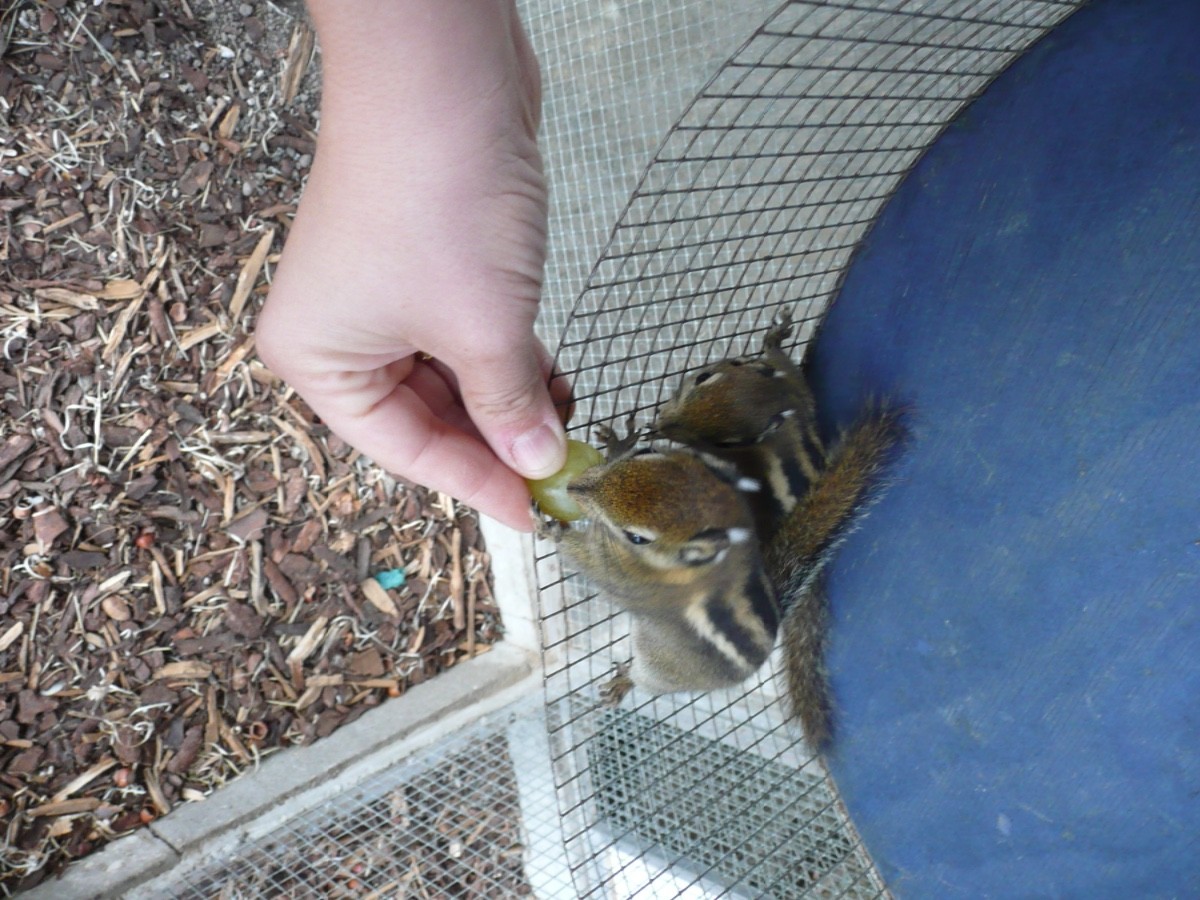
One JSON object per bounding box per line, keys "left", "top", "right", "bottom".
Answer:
{"left": 297, "top": 0, "right": 545, "bottom": 292}
{"left": 305, "top": 1, "right": 538, "bottom": 142}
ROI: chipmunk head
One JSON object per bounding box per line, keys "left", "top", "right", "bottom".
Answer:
{"left": 566, "top": 449, "right": 756, "bottom": 570}
{"left": 655, "top": 358, "right": 803, "bottom": 449}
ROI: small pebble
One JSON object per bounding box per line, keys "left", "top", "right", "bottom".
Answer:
{"left": 239, "top": 3, "right": 253, "bottom": 15}
{"left": 374, "top": 569, "right": 406, "bottom": 590}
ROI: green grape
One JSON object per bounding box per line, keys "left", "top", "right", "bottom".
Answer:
{"left": 527, "top": 439, "right": 604, "bottom": 522}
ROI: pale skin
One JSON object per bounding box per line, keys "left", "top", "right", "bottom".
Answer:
{"left": 257, "top": 0, "right": 567, "bottom": 531}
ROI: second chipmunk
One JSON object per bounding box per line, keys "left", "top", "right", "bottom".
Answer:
{"left": 655, "top": 311, "right": 906, "bottom": 748}
{"left": 656, "top": 312, "right": 827, "bottom": 541}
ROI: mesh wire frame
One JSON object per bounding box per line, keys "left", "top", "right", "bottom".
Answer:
{"left": 535, "top": 1, "right": 1085, "bottom": 897}
{"left": 149, "top": 698, "right": 570, "bottom": 899}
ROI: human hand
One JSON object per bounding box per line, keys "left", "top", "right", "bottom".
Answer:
{"left": 256, "top": 0, "right": 567, "bottom": 531}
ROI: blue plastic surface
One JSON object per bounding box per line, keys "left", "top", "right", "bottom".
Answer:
{"left": 809, "top": 0, "right": 1200, "bottom": 895}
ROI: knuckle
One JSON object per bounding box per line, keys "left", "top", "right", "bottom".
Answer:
{"left": 460, "top": 354, "right": 543, "bottom": 422}
{"left": 471, "top": 377, "right": 539, "bottom": 420}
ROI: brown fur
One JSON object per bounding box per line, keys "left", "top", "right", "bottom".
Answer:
{"left": 653, "top": 313, "right": 907, "bottom": 750}
{"left": 539, "top": 430, "right": 780, "bottom": 697}
{"left": 540, "top": 317, "right": 907, "bottom": 736}
{"left": 764, "top": 406, "right": 908, "bottom": 747}
{"left": 654, "top": 314, "right": 825, "bottom": 541}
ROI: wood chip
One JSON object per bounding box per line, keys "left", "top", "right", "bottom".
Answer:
{"left": 28, "top": 798, "right": 102, "bottom": 818}
{"left": 218, "top": 718, "right": 251, "bottom": 763}
{"left": 177, "top": 320, "right": 225, "bottom": 351}
{"left": 449, "top": 529, "right": 464, "bottom": 630}
{"left": 205, "top": 686, "right": 220, "bottom": 749}
{"left": 51, "top": 758, "right": 117, "bottom": 804}
{"left": 360, "top": 578, "right": 399, "bottom": 617}
{"left": 154, "top": 661, "right": 214, "bottom": 681}
{"left": 228, "top": 228, "right": 275, "bottom": 323}
{"left": 34, "top": 287, "right": 99, "bottom": 310}
{"left": 280, "top": 21, "right": 315, "bottom": 106}
{"left": 42, "top": 211, "right": 85, "bottom": 235}
{"left": 206, "top": 430, "right": 273, "bottom": 444}
{"left": 271, "top": 414, "right": 327, "bottom": 481}
{"left": 214, "top": 336, "right": 256, "bottom": 380}
{"left": 145, "top": 769, "right": 171, "bottom": 816}
{"left": 0, "top": 621, "right": 25, "bottom": 653}
{"left": 217, "top": 102, "right": 240, "bottom": 140}
{"left": 226, "top": 506, "right": 269, "bottom": 542}
{"left": 150, "top": 560, "right": 167, "bottom": 615}
{"left": 307, "top": 674, "right": 343, "bottom": 688}
{"left": 184, "top": 585, "right": 227, "bottom": 608}
{"left": 33, "top": 506, "right": 69, "bottom": 550}
{"left": 102, "top": 290, "right": 147, "bottom": 363}
{"left": 285, "top": 615, "right": 328, "bottom": 672}
{"left": 263, "top": 555, "right": 299, "bottom": 607}
{"left": 101, "top": 596, "right": 132, "bottom": 622}
{"left": 99, "top": 279, "right": 145, "bottom": 300}
{"left": 295, "top": 684, "right": 323, "bottom": 711}
{"left": 353, "top": 678, "right": 400, "bottom": 691}
{"left": 0, "top": 434, "right": 34, "bottom": 469}
{"left": 97, "top": 571, "right": 133, "bottom": 593}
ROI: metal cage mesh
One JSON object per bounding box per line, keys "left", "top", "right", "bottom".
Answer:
{"left": 535, "top": 1, "right": 1083, "bottom": 896}
{"left": 145, "top": 697, "right": 571, "bottom": 899}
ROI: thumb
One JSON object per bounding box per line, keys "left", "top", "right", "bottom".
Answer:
{"left": 454, "top": 341, "right": 567, "bottom": 480}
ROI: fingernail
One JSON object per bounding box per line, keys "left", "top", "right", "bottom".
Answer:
{"left": 510, "top": 423, "right": 565, "bottom": 479}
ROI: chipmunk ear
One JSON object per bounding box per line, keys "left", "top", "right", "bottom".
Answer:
{"left": 678, "top": 527, "right": 749, "bottom": 565}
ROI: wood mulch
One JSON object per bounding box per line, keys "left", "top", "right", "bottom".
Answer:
{"left": 0, "top": 1, "right": 500, "bottom": 892}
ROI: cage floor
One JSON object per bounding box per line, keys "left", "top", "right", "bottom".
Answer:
{"left": 134, "top": 692, "right": 876, "bottom": 899}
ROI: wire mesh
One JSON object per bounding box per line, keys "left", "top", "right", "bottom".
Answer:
{"left": 585, "top": 708, "right": 878, "bottom": 899}
{"left": 526, "top": 0, "right": 782, "bottom": 343}
{"left": 535, "top": 1, "right": 1085, "bottom": 897}
{"left": 154, "top": 699, "right": 563, "bottom": 899}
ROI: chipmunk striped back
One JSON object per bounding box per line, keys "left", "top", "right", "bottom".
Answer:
{"left": 655, "top": 314, "right": 824, "bottom": 541}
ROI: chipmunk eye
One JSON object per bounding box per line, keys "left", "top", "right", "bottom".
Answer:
{"left": 622, "top": 530, "right": 652, "bottom": 545}
{"left": 694, "top": 371, "right": 714, "bottom": 385}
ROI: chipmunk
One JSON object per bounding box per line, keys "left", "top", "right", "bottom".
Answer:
{"left": 655, "top": 312, "right": 825, "bottom": 540}
{"left": 537, "top": 317, "right": 904, "bottom": 746}
{"left": 536, "top": 423, "right": 781, "bottom": 701}
{"left": 654, "top": 313, "right": 906, "bottom": 748}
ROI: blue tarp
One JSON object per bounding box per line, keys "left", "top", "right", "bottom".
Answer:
{"left": 810, "top": 0, "right": 1200, "bottom": 895}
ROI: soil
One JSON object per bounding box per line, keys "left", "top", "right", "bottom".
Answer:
{"left": 0, "top": 1, "right": 499, "bottom": 891}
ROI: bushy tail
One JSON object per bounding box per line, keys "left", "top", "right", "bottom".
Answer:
{"left": 766, "top": 404, "right": 908, "bottom": 747}
{"left": 780, "top": 579, "right": 832, "bottom": 748}
{"left": 765, "top": 404, "right": 908, "bottom": 603}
